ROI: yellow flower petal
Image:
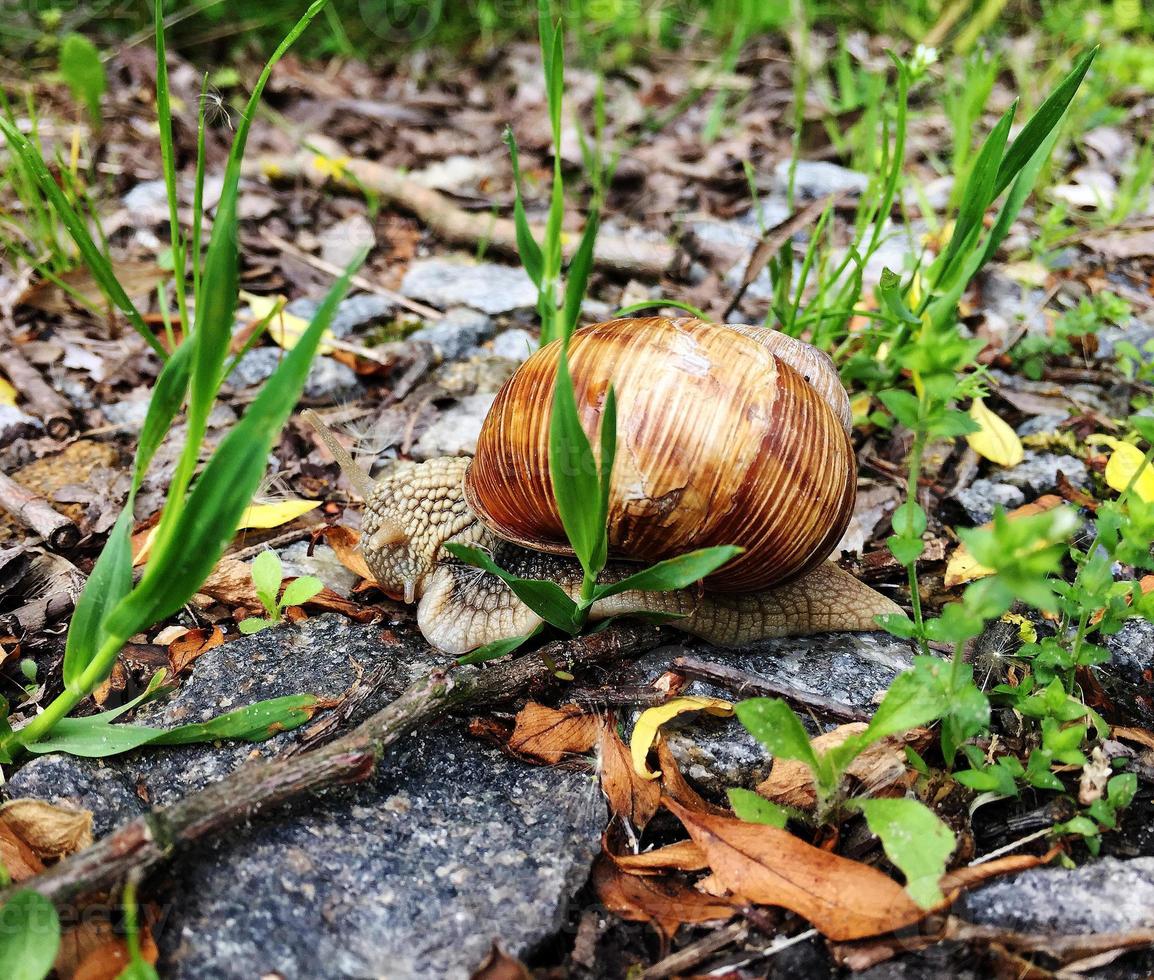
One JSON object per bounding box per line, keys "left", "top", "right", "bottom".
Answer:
{"left": 1092, "top": 436, "right": 1154, "bottom": 503}
{"left": 237, "top": 499, "right": 320, "bottom": 530}
{"left": 312, "top": 153, "right": 350, "bottom": 181}
{"left": 240, "top": 291, "right": 334, "bottom": 355}
{"left": 0, "top": 378, "right": 17, "bottom": 407}
{"left": 966, "top": 398, "right": 1024, "bottom": 467}
{"left": 630, "top": 696, "right": 733, "bottom": 780}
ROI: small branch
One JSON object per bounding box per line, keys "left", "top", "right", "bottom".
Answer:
{"left": 247, "top": 137, "right": 677, "bottom": 281}
{"left": 0, "top": 472, "right": 81, "bottom": 552}
{"left": 0, "top": 340, "right": 74, "bottom": 439}
{"left": 671, "top": 656, "right": 870, "bottom": 724}
{"left": 8, "top": 623, "right": 664, "bottom": 909}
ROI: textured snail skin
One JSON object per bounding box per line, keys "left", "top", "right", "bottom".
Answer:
{"left": 361, "top": 459, "right": 901, "bottom": 656}
{"left": 464, "top": 317, "right": 857, "bottom": 593}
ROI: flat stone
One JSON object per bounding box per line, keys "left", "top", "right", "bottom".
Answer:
{"left": 953, "top": 479, "right": 1025, "bottom": 525}
{"left": 277, "top": 540, "right": 360, "bottom": 597}
{"left": 996, "top": 450, "right": 1088, "bottom": 495}
{"left": 411, "top": 392, "right": 496, "bottom": 460}
{"left": 226, "top": 347, "right": 360, "bottom": 402}
{"left": 961, "top": 857, "right": 1154, "bottom": 934}
{"left": 1105, "top": 618, "right": 1154, "bottom": 688}
{"left": 408, "top": 307, "right": 495, "bottom": 361}
{"left": 319, "top": 214, "right": 376, "bottom": 269}
{"left": 101, "top": 398, "right": 152, "bottom": 430}
{"left": 773, "top": 159, "right": 869, "bottom": 200}
{"left": 6, "top": 616, "right": 605, "bottom": 979}
{"left": 401, "top": 259, "right": 537, "bottom": 315}
{"left": 485, "top": 328, "right": 537, "bottom": 363}
{"left": 604, "top": 631, "right": 913, "bottom": 793}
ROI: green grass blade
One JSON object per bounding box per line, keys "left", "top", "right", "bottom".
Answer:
{"left": 134, "top": 338, "right": 193, "bottom": 489}
{"left": 443, "top": 543, "right": 580, "bottom": 632}
{"left": 504, "top": 128, "right": 544, "bottom": 286}
{"left": 154, "top": 0, "right": 190, "bottom": 337}
{"left": 592, "top": 546, "right": 742, "bottom": 601}
{"left": 993, "top": 46, "right": 1097, "bottom": 199}
{"left": 592, "top": 384, "right": 616, "bottom": 574}
{"left": 0, "top": 117, "right": 163, "bottom": 358}
{"left": 561, "top": 211, "right": 599, "bottom": 341}
{"left": 549, "top": 354, "right": 601, "bottom": 577}
{"left": 103, "top": 256, "right": 358, "bottom": 640}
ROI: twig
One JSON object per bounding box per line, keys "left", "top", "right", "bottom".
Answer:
{"left": 0, "top": 471, "right": 80, "bottom": 551}
{"left": 641, "top": 921, "right": 747, "bottom": 979}
{"left": 671, "top": 656, "right": 870, "bottom": 723}
{"left": 7, "top": 622, "right": 664, "bottom": 908}
{"left": 248, "top": 137, "right": 677, "bottom": 280}
{"left": 0, "top": 340, "right": 74, "bottom": 438}
{"left": 259, "top": 230, "right": 442, "bottom": 320}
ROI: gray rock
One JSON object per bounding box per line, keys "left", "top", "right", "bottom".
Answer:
{"left": 953, "top": 479, "right": 1025, "bottom": 525}
{"left": 1015, "top": 413, "right": 1070, "bottom": 438}
{"left": 1105, "top": 618, "right": 1154, "bottom": 687}
{"left": 6, "top": 616, "right": 604, "bottom": 979}
{"left": 487, "top": 328, "right": 538, "bottom": 362}
{"left": 408, "top": 307, "right": 495, "bottom": 360}
{"left": 227, "top": 347, "right": 360, "bottom": 402}
{"left": 1096, "top": 317, "right": 1154, "bottom": 362}
{"left": 101, "top": 398, "right": 152, "bottom": 430}
{"left": 773, "top": 159, "right": 869, "bottom": 200}
{"left": 0, "top": 404, "right": 43, "bottom": 444}
{"left": 411, "top": 392, "right": 496, "bottom": 460}
{"left": 606, "top": 631, "right": 913, "bottom": 792}
{"left": 996, "top": 449, "right": 1088, "bottom": 495}
{"left": 122, "top": 179, "right": 169, "bottom": 222}
{"left": 277, "top": 540, "right": 360, "bottom": 597}
{"left": 962, "top": 857, "right": 1154, "bottom": 934}
{"left": 401, "top": 259, "right": 537, "bottom": 315}
{"left": 286, "top": 293, "right": 396, "bottom": 339}
{"left": 980, "top": 270, "right": 1048, "bottom": 337}
{"left": 319, "top": 214, "right": 376, "bottom": 269}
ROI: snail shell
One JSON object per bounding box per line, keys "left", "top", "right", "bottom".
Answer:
{"left": 463, "top": 317, "right": 856, "bottom": 592}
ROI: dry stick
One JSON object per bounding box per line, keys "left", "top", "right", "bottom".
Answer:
{"left": 9, "top": 622, "right": 663, "bottom": 909}
{"left": 247, "top": 138, "right": 677, "bottom": 280}
{"left": 0, "top": 471, "right": 80, "bottom": 551}
{"left": 0, "top": 342, "right": 74, "bottom": 438}
{"left": 671, "top": 655, "right": 870, "bottom": 724}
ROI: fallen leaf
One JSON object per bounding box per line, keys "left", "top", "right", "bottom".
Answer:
{"left": 938, "top": 848, "right": 1057, "bottom": 893}
{"left": 945, "top": 494, "right": 1065, "bottom": 587}
{"left": 1082, "top": 229, "right": 1154, "bottom": 260}
{"left": 0, "top": 378, "right": 16, "bottom": 407}
{"left": 664, "top": 797, "right": 925, "bottom": 941}
{"left": 168, "top": 626, "right": 225, "bottom": 675}
{"left": 240, "top": 290, "right": 335, "bottom": 354}
{"left": 966, "top": 398, "right": 1024, "bottom": 467}
{"left": 237, "top": 499, "right": 321, "bottom": 530}
{"left": 18, "top": 261, "right": 164, "bottom": 314}
{"left": 0, "top": 799, "right": 93, "bottom": 859}
{"left": 1087, "top": 435, "right": 1154, "bottom": 502}
{"left": 656, "top": 740, "right": 728, "bottom": 816}
{"left": 507, "top": 702, "right": 600, "bottom": 764}
{"left": 197, "top": 557, "right": 261, "bottom": 610}
{"left": 591, "top": 853, "right": 736, "bottom": 941}
{"left": 65, "top": 921, "right": 158, "bottom": 980}
{"left": 611, "top": 840, "right": 709, "bottom": 876}
{"left": 302, "top": 586, "right": 380, "bottom": 623}
{"left": 0, "top": 820, "right": 46, "bottom": 882}
{"left": 319, "top": 524, "right": 377, "bottom": 582}
{"left": 1111, "top": 725, "right": 1154, "bottom": 750}
{"left": 469, "top": 943, "right": 530, "bottom": 980}
{"left": 598, "top": 721, "right": 661, "bottom": 830}
{"left": 631, "top": 696, "right": 733, "bottom": 780}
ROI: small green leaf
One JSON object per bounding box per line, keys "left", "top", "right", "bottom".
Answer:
{"left": 59, "top": 33, "right": 106, "bottom": 123}
{"left": 456, "top": 628, "right": 539, "bottom": 665}
{"left": 865, "top": 658, "right": 951, "bottom": 744}
{"left": 593, "top": 546, "right": 742, "bottom": 601}
{"left": 443, "top": 543, "right": 580, "bottom": 632}
{"left": 858, "top": 797, "right": 955, "bottom": 909}
{"left": 238, "top": 618, "right": 272, "bottom": 635}
{"left": 279, "top": 575, "right": 323, "bottom": 609}
{"left": 251, "top": 550, "right": 283, "bottom": 614}
{"left": 727, "top": 788, "right": 788, "bottom": 827}
{"left": 734, "top": 698, "right": 819, "bottom": 770}
{"left": 0, "top": 891, "right": 60, "bottom": 980}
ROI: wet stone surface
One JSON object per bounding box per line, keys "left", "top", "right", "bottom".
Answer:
{"left": 401, "top": 258, "right": 538, "bottom": 315}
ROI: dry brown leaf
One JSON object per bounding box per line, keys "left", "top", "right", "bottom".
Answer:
{"left": 0, "top": 820, "right": 45, "bottom": 882}
{"left": 757, "top": 724, "right": 931, "bottom": 810}
{"left": 592, "top": 853, "right": 737, "bottom": 940}
{"left": 469, "top": 943, "right": 531, "bottom": 980}
{"left": 1082, "top": 229, "right": 1154, "bottom": 260}
{"left": 0, "top": 799, "right": 93, "bottom": 858}
{"left": 939, "top": 849, "right": 1057, "bottom": 893}
{"left": 610, "top": 840, "right": 709, "bottom": 876}
{"left": 655, "top": 740, "right": 728, "bottom": 816}
{"left": 665, "top": 796, "right": 925, "bottom": 941}
{"left": 598, "top": 721, "right": 661, "bottom": 830}
{"left": 18, "top": 261, "right": 164, "bottom": 314}
{"left": 198, "top": 557, "right": 262, "bottom": 610}
{"left": 319, "top": 525, "right": 377, "bottom": 582}
{"left": 168, "top": 626, "right": 225, "bottom": 675}
{"left": 1111, "top": 725, "right": 1154, "bottom": 750}
{"left": 64, "top": 921, "right": 158, "bottom": 980}
{"left": 507, "top": 702, "right": 600, "bottom": 764}
{"left": 301, "top": 585, "right": 380, "bottom": 623}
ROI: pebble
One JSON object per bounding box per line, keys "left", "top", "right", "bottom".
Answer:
{"left": 408, "top": 307, "right": 495, "bottom": 361}
{"left": 400, "top": 259, "right": 538, "bottom": 315}
{"left": 996, "top": 450, "right": 1089, "bottom": 495}
{"left": 0, "top": 405, "right": 43, "bottom": 445}
{"left": 285, "top": 293, "right": 395, "bottom": 339}
{"left": 773, "top": 159, "right": 869, "bottom": 200}
{"left": 411, "top": 393, "right": 496, "bottom": 460}
{"left": 486, "top": 328, "right": 537, "bottom": 362}
{"left": 953, "top": 479, "right": 1026, "bottom": 525}
{"left": 226, "top": 348, "right": 360, "bottom": 402}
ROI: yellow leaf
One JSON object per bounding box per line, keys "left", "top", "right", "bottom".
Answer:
{"left": 312, "top": 153, "right": 350, "bottom": 182}
{"left": 944, "top": 545, "right": 993, "bottom": 588}
{"left": 1089, "top": 435, "right": 1154, "bottom": 503}
{"left": 630, "top": 696, "right": 733, "bottom": 780}
{"left": 0, "top": 378, "right": 16, "bottom": 407}
{"left": 850, "top": 392, "right": 872, "bottom": 426}
{"left": 237, "top": 499, "right": 320, "bottom": 530}
{"left": 966, "top": 398, "right": 1024, "bottom": 467}
{"left": 240, "top": 291, "right": 334, "bottom": 355}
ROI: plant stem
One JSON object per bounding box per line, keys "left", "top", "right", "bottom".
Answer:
{"left": 906, "top": 428, "right": 929, "bottom": 653}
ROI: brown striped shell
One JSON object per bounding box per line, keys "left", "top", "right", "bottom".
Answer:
{"left": 463, "top": 317, "right": 856, "bottom": 592}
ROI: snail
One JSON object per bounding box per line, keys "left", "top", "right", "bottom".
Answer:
{"left": 309, "top": 317, "right": 900, "bottom": 655}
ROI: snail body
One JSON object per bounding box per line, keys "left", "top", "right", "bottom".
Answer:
{"left": 311, "top": 317, "right": 899, "bottom": 655}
